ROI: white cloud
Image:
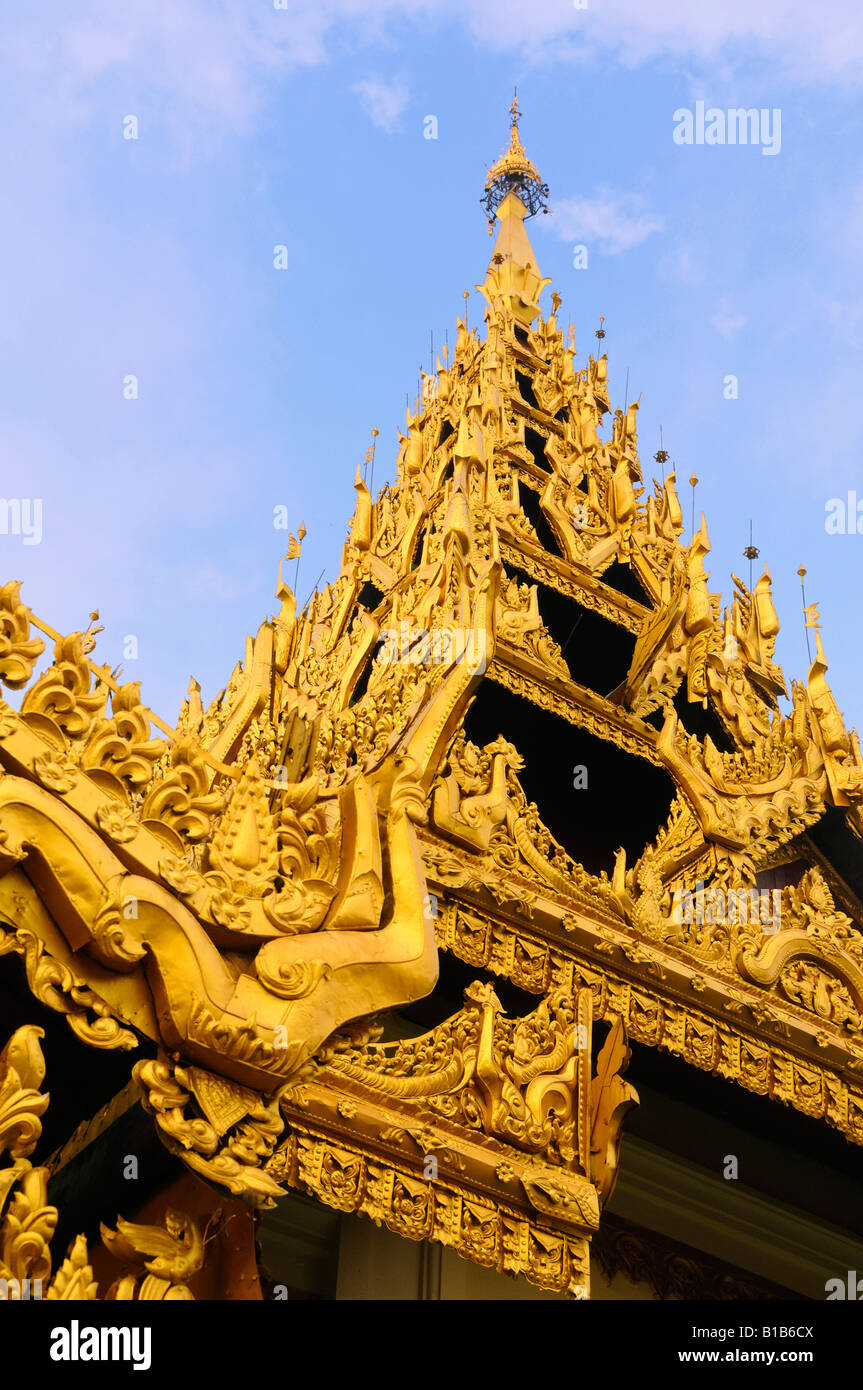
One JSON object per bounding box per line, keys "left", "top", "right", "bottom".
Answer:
{"left": 548, "top": 190, "right": 664, "bottom": 255}
{"left": 453, "top": 0, "right": 863, "bottom": 82}
{"left": 2, "top": 0, "right": 862, "bottom": 161}
{"left": 712, "top": 298, "right": 747, "bottom": 339}
{"left": 0, "top": 1, "right": 329, "bottom": 145}
{"left": 658, "top": 239, "right": 704, "bottom": 287}
{"left": 352, "top": 76, "right": 409, "bottom": 133}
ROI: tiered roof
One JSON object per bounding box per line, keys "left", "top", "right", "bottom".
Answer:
{"left": 1, "top": 103, "right": 862, "bottom": 1298}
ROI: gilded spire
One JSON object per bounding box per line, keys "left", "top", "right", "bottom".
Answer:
{"left": 477, "top": 94, "right": 551, "bottom": 324}
{"left": 481, "top": 90, "right": 550, "bottom": 229}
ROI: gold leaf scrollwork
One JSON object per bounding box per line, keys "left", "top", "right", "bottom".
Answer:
{"left": 134, "top": 1054, "right": 287, "bottom": 1207}
{"left": 0, "top": 582, "right": 45, "bottom": 690}
{"left": 81, "top": 682, "right": 165, "bottom": 789}
{"left": 0, "top": 1025, "right": 49, "bottom": 1161}
{"left": 21, "top": 632, "right": 107, "bottom": 740}
{"left": 142, "top": 737, "right": 226, "bottom": 844}
{"left": 0, "top": 927, "right": 138, "bottom": 1051}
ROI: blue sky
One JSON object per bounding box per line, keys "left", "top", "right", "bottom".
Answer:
{"left": 2, "top": 1, "right": 863, "bottom": 731}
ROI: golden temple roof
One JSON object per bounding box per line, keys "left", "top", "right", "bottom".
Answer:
{"left": 1, "top": 102, "right": 863, "bottom": 1305}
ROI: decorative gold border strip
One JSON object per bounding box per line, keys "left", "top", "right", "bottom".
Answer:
{"left": 489, "top": 657, "right": 661, "bottom": 765}
{"left": 435, "top": 899, "right": 863, "bottom": 1147}
{"left": 499, "top": 539, "right": 647, "bottom": 634}
{"left": 269, "top": 1124, "right": 590, "bottom": 1298}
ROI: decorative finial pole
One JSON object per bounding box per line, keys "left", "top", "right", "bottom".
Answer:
{"left": 654, "top": 426, "right": 669, "bottom": 484}
{"left": 689, "top": 474, "right": 698, "bottom": 539}
{"left": 300, "top": 568, "right": 326, "bottom": 614}
{"left": 284, "top": 522, "right": 306, "bottom": 591}
{"left": 296, "top": 522, "right": 306, "bottom": 588}
{"left": 798, "top": 565, "right": 815, "bottom": 663}
{"left": 743, "top": 520, "right": 760, "bottom": 592}
{"left": 481, "top": 95, "right": 549, "bottom": 228}
{"left": 366, "top": 427, "right": 379, "bottom": 497}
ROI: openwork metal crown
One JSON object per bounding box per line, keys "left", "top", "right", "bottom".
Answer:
{"left": 481, "top": 94, "right": 550, "bottom": 225}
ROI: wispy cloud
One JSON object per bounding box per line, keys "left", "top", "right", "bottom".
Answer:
{"left": 2, "top": 0, "right": 862, "bottom": 726}
{"left": 712, "top": 297, "right": 747, "bottom": 339}
{"left": 658, "top": 239, "right": 704, "bottom": 286}
{"left": 2, "top": 3, "right": 317, "bottom": 139}
{"left": 548, "top": 190, "right": 664, "bottom": 255}
{"left": 456, "top": 0, "right": 863, "bottom": 82}
{"left": 3, "top": 0, "right": 862, "bottom": 160}
{"left": 352, "top": 76, "right": 409, "bottom": 133}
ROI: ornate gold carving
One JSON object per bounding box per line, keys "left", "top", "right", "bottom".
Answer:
{"left": 275, "top": 1114, "right": 592, "bottom": 1297}
{"left": 0, "top": 582, "right": 45, "bottom": 689}
{"left": 590, "top": 1017, "right": 638, "bottom": 1203}
{"left": 134, "top": 1055, "right": 287, "bottom": 1206}
{"left": 141, "top": 736, "right": 226, "bottom": 843}
{"left": 737, "top": 866, "right": 863, "bottom": 1035}
{"left": 496, "top": 576, "right": 569, "bottom": 678}
{"left": 1, "top": 101, "right": 862, "bottom": 1301}
{"left": 0, "top": 1026, "right": 203, "bottom": 1301}
{"left": 325, "top": 983, "right": 601, "bottom": 1173}
{"left": 432, "top": 731, "right": 517, "bottom": 853}
{"left": 21, "top": 632, "right": 107, "bottom": 740}
{"left": 101, "top": 1211, "right": 203, "bottom": 1300}
{"left": 435, "top": 895, "right": 863, "bottom": 1146}
{"left": 81, "top": 681, "right": 165, "bottom": 789}
{"left": 0, "top": 1024, "right": 48, "bottom": 1161}
{"left": 208, "top": 758, "right": 279, "bottom": 895}
{"left": 0, "top": 925, "right": 138, "bottom": 1051}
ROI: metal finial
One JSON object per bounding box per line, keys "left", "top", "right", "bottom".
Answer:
{"left": 481, "top": 94, "right": 549, "bottom": 227}
{"left": 798, "top": 566, "right": 813, "bottom": 663}
{"left": 743, "top": 519, "right": 760, "bottom": 592}
{"left": 365, "top": 427, "right": 379, "bottom": 496}
{"left": 654, "top": 426, "right": 669, "bottom": 482}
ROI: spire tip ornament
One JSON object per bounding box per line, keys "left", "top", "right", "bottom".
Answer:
{"left": 481, "top": 91, "right": 550, "bottom": 229}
